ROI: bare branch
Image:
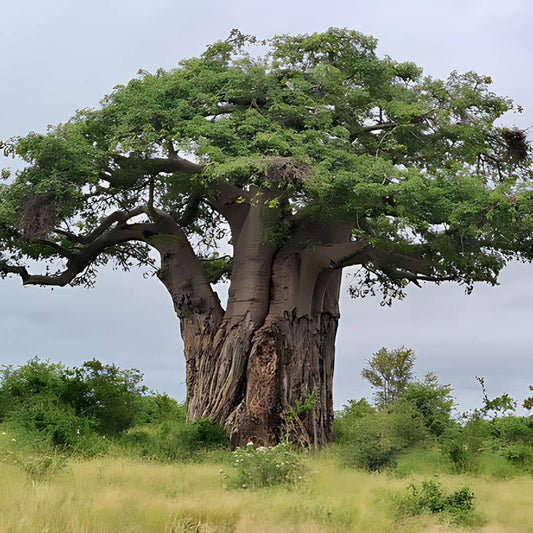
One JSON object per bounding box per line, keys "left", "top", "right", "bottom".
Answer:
{"left": 301, "top": 240, "right": 372, "bottom": 269}
{"left": 34, "top": 239, "right": 75, "bottom": 259}
{"left": 55, "top": 206, "right": 148, "bottom": 245}
{"left": 302, "top": 239, "right": 455, "bottom": 286}
{"left": 362, "top": 121, "right": 396, "bottom": 133}
{"left": 146, "top": 155, "right": 203, "bottom": 175}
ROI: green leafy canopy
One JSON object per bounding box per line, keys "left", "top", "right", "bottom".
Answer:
{"left": 1, "top": 28, "right": 532, "bottom": 292}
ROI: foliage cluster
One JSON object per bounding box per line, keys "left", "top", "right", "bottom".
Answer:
{"left": 2, "top": 354, "right": 532, "bottom": 493}
{"left": 0, "top": 358, "right": 228, "bottom": 461}
{"left": 225, "top": 442, "right": 305, "bottom": 489}
{"left": 0, "top": 357, "right": 148, "bottom": 454}
{"left": 396, "top": 480, "right": 478, "bottom": 526}
{"left": 335, "top": 347, "right": 533, "bottom": 476}
{"left": 335, "top": 400, "right": 427, "bottom": 471}
{"left": 1, "top": 27, "right": 532, "bottom": 305}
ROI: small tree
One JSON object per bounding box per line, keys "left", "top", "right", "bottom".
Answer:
{"left": 404, "top": 372, "right": 455, "bottom": 435}
{"left": 361, "top": 346, "right": 416, "bottom": 406}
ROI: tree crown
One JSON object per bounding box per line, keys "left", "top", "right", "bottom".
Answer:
{"left": 361, "top": 346, "right": 416, "bottom": 406}
{"left": 1, "top": 28, "right": 532, "bottom": 296}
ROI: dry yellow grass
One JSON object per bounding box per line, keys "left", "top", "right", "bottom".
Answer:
{"left": 0, "top": 454, "right": 532, "bottom": 532}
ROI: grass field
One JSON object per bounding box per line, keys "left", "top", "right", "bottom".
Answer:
{"left": 1, "top": 450, "right": 532, "bottom": 532}
{"left": 1, "top": 360, "right": 531, "bottom": 532}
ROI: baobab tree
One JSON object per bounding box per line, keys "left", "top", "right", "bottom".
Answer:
{"left": 1, "top": 29, "right": 532, "bottom": 447}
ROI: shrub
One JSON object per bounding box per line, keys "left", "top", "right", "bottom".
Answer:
{"left": 9, "top": 397, "right": 89, "bottom": 447}
{"left": 336, "top": 401, "right": 427, "bottom": 471}
{"left": 490, "top": 416, "right": 533, "bottom": 445}
{"left": 334, "top": 398, "right": 375, "bottom": 442}
{"left": 121, "top": 417, "right": 229, "bottom": 462}
{"left": 227, "top": 442, "right": 304, "bottom": 489}
{"left": 396, "top": 479, "right": 478, "bottom": 526}
{"left": 503, "top": 444, "right": 533, "bottom": 467}
{"left": 403, "top": 373, "right": 455, "bottom": 436}
{"left": 137, "top": 393, "right": 185, "bottom": 424}
{"left": 442, "top": 439, "right": 474, "bottom": 473}
{"left": 0, "top": 358, "right": 66, "bottom": 420}
{"left": 0, "top": 358, "right": 154, "bottom": 456}
{"left": 181, "top": 418, "right": 228, "bottom": 450}
{"left": 60, "top": 359, "right": 147, "bottom": 436}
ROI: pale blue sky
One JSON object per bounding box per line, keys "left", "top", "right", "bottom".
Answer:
{"left": 1, "top": 0, "right": 532, "bottom": 413}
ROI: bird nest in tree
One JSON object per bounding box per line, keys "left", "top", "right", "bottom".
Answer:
{"left": 265, "top": 157, "right": 311, "bottom": 188}
{"left": 502, "top": 128, "right": 529, "bottom": 163}
{"left": 18, "top": 194, "right": 57, "bottom": 240}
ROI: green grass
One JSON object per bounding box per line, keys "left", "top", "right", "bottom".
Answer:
{"left": 2, "top": 423, "right": 533, "bottom": 531}
{"left": 1, "top": 439, "right": 533, "bottom": 532}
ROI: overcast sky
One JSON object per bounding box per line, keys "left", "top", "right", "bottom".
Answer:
{"left": 1, "top": 0, "right": 532, "bottom": 414}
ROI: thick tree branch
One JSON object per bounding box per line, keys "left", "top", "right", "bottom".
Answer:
{"left": 209, "top": 182, "right": 251, "bottom": 236}
{"left": 34, "top": 239, "right": 75, "bottom": 258}
{"left": 361, "top": 121, "right": 396, "bottom": 133}
{"left": 370, "top": 249, "right": 459, "bottom": 285}
{"left": 301, "top": 240, "right": 373, "bottom": 269}
{"left": 303, "top": 239, "right": 455, "bottom": 286}
{"left": 145, "top": 155, "right": 203, "bottom": 175}
{"left": 2, "top": 203, "right": 225, "bottom": 324}
{"left": 1, "top": 225, "right": 150, "bottom": 287}
{"left": 56, "top": 206, "right": 148, "bottom": 245}
{"left": 1, "top": 204, "right": 182, "bottom": 287}
{"left": 101, "top": 154, "right": 203, "bottom": 188}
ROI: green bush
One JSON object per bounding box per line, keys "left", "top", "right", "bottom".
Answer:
{"left": 60, "top": 359, "right": 147, "bottom": 436}
{"left": 118, "top": 417, "right": 229, "bottom": 462}
{"left": 334, "top": 398, "right": 375, "bottom": 442}
{"left": 396, "top": 480, "right": 478, "bottom": 526}
{"left": 403, "top": 373, "right": 455, "bottom": 436}
{"left": 336, "top": 401, "right": 427, "bottom": 471}
{"left": 490, "top": 416, "right": 533, "bottom": 445}
{"left": 181, "top": 418, "right": 228, "bottom": 450}
{"left": 137, "top": 393, "right": 185, "bottom": 424}
{"left": 0, "top": 358, "right": 149, "bottom": 454}
{"left": 503, "top": 443, "right": 533, "bottom": 467}
{"left": 9, "top": 397, "right": 88, "bottom": 447}
{"left": 226, "top": 442, "right": 304, "bottom": 489}
{"left": 0, "top": 358, "right": 66, "bottom": 420}
{"left": 156, "top": 418, "right": 229, "bottom": 460}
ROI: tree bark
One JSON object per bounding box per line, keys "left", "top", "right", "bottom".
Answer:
{"left": 155, "top": 191, "right": 363, "bottom": 448}
{"left": 178, "top": 264, "right": 342, "bottom": 449}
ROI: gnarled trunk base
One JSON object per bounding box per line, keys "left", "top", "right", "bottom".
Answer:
{"left": 185, "top": 311, "right": 338, "bottom": 449}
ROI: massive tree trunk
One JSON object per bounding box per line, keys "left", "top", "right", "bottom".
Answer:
{"left": 165, "top": 253, "right": 342, "bottom": 448}
{"left": 153, "top": 189, "right": 369, "bottom": 448}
